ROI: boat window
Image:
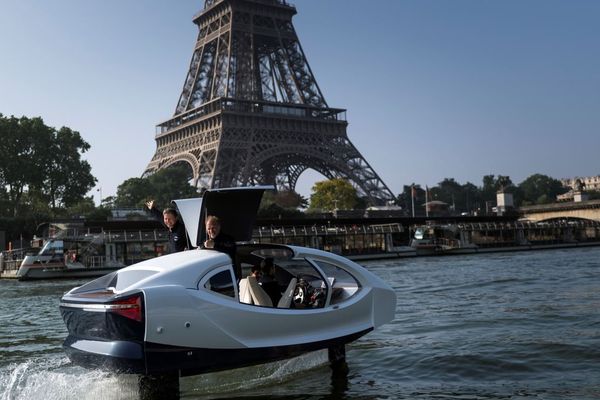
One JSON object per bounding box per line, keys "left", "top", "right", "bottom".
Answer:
{"left": 276, "top": 259, "right": 327, "bottom": 309}
{"left": 39, "top": 240, "right": 64, "bottom": 256}
{"left": 202, "top": 267, "right": 236, "bottom": 299}
{"left": 311, "top": 260, "right": 361, "bottom": 305}
{"left": 114, "top": 270, "right": 158, "bottom": 291}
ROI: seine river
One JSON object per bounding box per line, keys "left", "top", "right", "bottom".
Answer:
{"left": 1, "top": 247, "right": 600, "bottom": 399}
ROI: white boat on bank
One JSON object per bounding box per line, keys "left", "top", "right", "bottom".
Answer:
{"left": 2, "top": 223, "right": 170, "bottom": 280}
{"left": 16, "top": 238, "right": 126, "bottom": 280}
{"left": 410, "top": 225, "right": 479, "bottom": 255}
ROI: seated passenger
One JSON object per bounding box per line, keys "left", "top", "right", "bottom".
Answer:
{"left": 246, "top": 265, "right": 272, "bottom": 307}
{"left": 250, "top": 264, "right": 262, "bottom": 279}
{"left": 258, "top": 258, "right": 281, "bottom": 306}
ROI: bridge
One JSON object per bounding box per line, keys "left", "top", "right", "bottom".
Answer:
{"left": 519, "top": 199, "right": 600, "bottom": 222}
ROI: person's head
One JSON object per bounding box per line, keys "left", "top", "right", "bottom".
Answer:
{"left": 251, "top": 264, "right": 262, "bottom": 278}
{"left": 205, "top": 215, "right": 221, "bottom": 239}
{"left": 162, "top": 208, "right": 178, "bottom": 229}
{"left": 261, "top": 257, "right": 274, "bottom": 276}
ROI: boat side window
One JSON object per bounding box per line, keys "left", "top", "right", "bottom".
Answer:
{"left": 39, "top": 240, "right": 64, "bottom": 257}
{"left": 311, "top": 260, "right": 361, "bottom": 305}
{"left": 200, "top": 266, "right": 236, "bottom": 299}
{"left": 277, "top": 259, "right": 327, "bottom": 309}
{"left": 114, "top": 270, "right": 158, "bottom": 291}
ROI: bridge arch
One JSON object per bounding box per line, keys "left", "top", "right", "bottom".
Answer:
{"left": 520, "top": 200, "right": 600, "bottom": 223}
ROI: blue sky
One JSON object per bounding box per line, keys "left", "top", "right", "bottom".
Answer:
{"left": 1, "top": 0, "right": 599, "bottom": 204}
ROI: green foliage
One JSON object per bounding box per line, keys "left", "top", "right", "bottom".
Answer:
{"left": 0, "top": 114, "right": 97, "bottom": 217}
{"left": 419, "top": 179, "right": 483, "bottom": 214}
{"left": 258, "top": 190, "right": 306, "bottom": 218}
{"left": 257, "top": 203, "right": 304, "bottom": 219}
{"left": 115, "top": 164, "right": 198, "bottom": 208}
{"left": 397, "top": 181, "right": 481, "bottom": 216}
{"left": 86, "top": 207, "right": 114, "bottom": 221}
{"left": 43, "top": 127, "right": 96, "bottom": 209}
{"left": 308, "top": 179, "right": 359, "bottom": 211}
{"left": 115, "top": 177, "right": 151, "bottom": 207}
{"left": 0, "top": 216, "right": 40, "bottom": 248}
{"left": 396, "top": 184, "right": 422, "bottom": 215}
{"left": 65, "top": 196, "right": 97, "bottom": 218}
{"left": 100, "top": 195, "right": 116, "bottom": 208}
{"left": 481, "top": 175, "right": 513, "bottom": 202}
{"left": 461, "top": 182, "right": 481, "bottom": 213}
{"left": 517, "top": 174, "right": 567, "bottom": 205}
{"left": 261, "top": 190, "right": 307, "bottom": 209}
{"left": 395, "top": 173, "right": 571, "bottom": 215}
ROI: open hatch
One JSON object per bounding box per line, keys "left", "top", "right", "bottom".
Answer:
{"left": 174, "top": 186, "right": 274, "bottom": 247}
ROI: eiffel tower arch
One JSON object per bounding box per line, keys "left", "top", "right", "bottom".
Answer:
{"left": 144, "top": 0, "right": 395, "bottom": 205}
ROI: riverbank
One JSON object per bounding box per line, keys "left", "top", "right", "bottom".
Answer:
{"left": 3, "top": 217, "right": 600, "bottom": 279}
{"left": 347, "top": 239, "right": 600, "bottom": 261}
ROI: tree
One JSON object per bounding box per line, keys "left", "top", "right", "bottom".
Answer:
{"left": 66, "top": 196, "right": 99, "bottom": 218}
{"left": 115, "top": 177, "right": 153, "bottom": 207}
{"left": 0, "top": 115, "right": 97, "bottom": 216}
{"left": 461, "top": 182, "right": 481, "bottom": 214}
{"left": 261, "top": 190, "right": 307, "bottom": 209}
{"left": 436, "top": 178, "right": 462, "bottom": 212}
{"left": 0, "top": 115, "right": 46, "bottom": 215}
{"left": 258, "top": 190, "right": 306, "bottom": 218}
{"left": 115, "top": 164, "right": 198, "bottom": 208}
{"left": 396, "top": 184, "right": 431, "bottom": 216}
{"left": 396, "top": 185, "right": 412, "bottom": 211}
{"left": 481, "top": 175, "right": 513, "bottom": 202}
{"left": 481, "top": 174, "right": 496, "bottom": 205}
{"left": 273, "top": 190, "right": 308, "bottom": 209}
{"left": 42, "top": 127, "right": 96, "bottom": 210}
{"left": 518, "top": 174, "right": 567, "bottom": 205}
{"left": 308, "top": 179, "right": 359, "bottom": 211}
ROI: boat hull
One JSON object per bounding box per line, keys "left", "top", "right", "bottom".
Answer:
{"left": 17, "top": 264, "right": 122, "bottom": 280}
{"left": 62, "top": 328, "right": 371, "bottom": 376}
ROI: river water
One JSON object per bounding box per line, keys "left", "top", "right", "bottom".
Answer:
{"left": 1, "top": 247, "right": 600, "bottom": 399}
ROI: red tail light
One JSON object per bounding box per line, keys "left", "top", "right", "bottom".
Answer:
{"left": 108, "top": 294, "right": 143, "bottom": 322}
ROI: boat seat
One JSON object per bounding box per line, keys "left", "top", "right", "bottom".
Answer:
{"left": 238, "top": 278, "right": 253, "bottom": 304}
{"left": 277, "top": 277, "right": 297, "bottom": 308}
{"left": 247, "top": 276, "right": 273, "bottom": 307}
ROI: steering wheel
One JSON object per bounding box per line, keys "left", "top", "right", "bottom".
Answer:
{"left": 293, "top": 278, "right": 311, "bottom": 305}
{"left": 293, "top": 284, "right": 306, "bottom": 304}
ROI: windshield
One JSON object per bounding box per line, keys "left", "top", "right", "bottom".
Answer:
{"left": 39, "top": 240, "right": 64, "bottom": 256}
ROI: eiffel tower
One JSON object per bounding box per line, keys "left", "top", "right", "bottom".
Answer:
{"left": 144, "top": 0, "right": 395, "bottom": 205}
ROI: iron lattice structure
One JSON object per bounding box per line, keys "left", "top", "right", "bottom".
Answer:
{"left": 144, "top": 0, "right": 394, "bottom": 205}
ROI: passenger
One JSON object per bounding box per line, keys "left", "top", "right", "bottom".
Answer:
{"left": 146, "top": 200, "right": 189, "bottom": 254}
{"left": 246, "top": 264, "right": 274, "bottom": 307}
{"left": 258, "top": 257, "right": 282, "bottom": 306}
{"left": 203, "top": 215, "right": 239, "bottom": 278}
{"left": 250, "top": 264, "right": 262, "bottom": 279}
